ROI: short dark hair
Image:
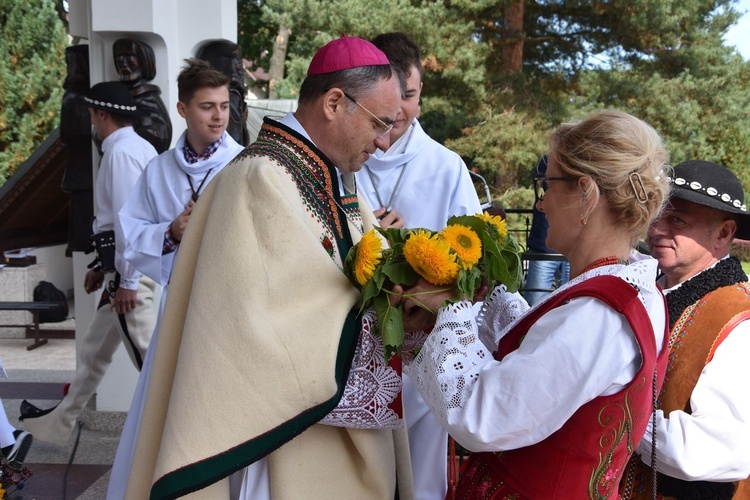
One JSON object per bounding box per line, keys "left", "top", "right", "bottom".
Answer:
{"left": 371, "top": 32, "right": 422, "bottom": 79}
{"left": 177, "top": 59, "right": 230, "bottom": 104}
{"left": 297, "top": 64, "right": 397, "bottom": 106}
{"left": 109, "top": 112, "right": 134, "bottom": 127}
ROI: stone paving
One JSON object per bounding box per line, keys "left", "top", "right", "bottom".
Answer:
{"left": 1, "top": 333, "right": 123, "bottom": 499}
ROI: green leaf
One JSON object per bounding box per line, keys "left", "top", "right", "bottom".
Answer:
{"left": 359, "top": 279, "right": 381, "bottom": 311}
{"left": 381, "top": 256, "right": 420, "bottom": 286}
{"left": 447, "top": 215, "right": 486, "bottom": 234}
{"left": 374, "top": 294, "right": 404, "bottom": 358}
{"left": 342, "top": 245, "right": 359, "bottom": 286}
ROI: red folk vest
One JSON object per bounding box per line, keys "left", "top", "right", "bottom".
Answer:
{"left": 456, "top": 276, "right": 669, "bottom": 499}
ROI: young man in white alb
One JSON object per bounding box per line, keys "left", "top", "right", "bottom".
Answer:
{"left": 356, "top": 32, "right": 482, "bottom": 500}
{"left": 108, "top": 59, "right": 244, "bottom": 496}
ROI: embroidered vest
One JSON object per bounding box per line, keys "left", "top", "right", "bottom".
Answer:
{"left": 457, "top": 276, "right": 669, "bottom": 499}
{"left": 622, "top": 282, "right": 750, "bottom": 500}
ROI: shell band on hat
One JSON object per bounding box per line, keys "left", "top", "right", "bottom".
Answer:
{"left": 671, "top": 176, "right": 747, "bottom": 212}
{"left": 83, "top": 96, "right": 137, "bottom": 112}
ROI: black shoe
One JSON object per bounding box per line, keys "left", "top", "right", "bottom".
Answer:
{"left": 19, "top": 399, "right": 58, "bottom": 421}
{"left": 1, "top": 430, "right": 33, "bottom": 463}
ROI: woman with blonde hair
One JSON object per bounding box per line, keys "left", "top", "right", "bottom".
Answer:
{"left": 400, "top": 109, "right": 671, "bottom": 498}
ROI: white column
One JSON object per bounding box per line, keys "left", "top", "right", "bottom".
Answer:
{"left": 67, "top": 0, "right": 237, "bottom": 411}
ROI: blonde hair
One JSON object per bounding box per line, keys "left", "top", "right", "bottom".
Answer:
{"left": 549, "top": 109, "right": 670, "bottom": 245}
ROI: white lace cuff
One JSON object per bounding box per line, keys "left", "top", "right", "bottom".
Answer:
{"left": 320, "top": 307, "right": 403, "bottom": 429}
{"left": 476, "top": 285, "right": 529, "bottom": 351}
{"left": 409, "top": 300, "right": 492, "bottom": 425}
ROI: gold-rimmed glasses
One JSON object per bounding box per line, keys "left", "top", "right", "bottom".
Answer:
{"left": 534, "top": 176, "right": 577, "bottom": 201}
{"left": 343, "top": 91, "right": 394, "bottom": 140}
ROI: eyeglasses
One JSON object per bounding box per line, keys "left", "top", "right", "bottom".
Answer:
{"left": 533, "top": 176, "right": 577, "bottom": 201}
{"left": 343, "top": 91, "right": 394, "bottom": 140}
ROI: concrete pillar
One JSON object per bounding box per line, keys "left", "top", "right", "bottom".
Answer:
{"left": 67, "top": 0, "right": 237, "bottom": 411}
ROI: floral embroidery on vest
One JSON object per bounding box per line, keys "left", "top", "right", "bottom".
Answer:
{"left": 321, "top": 235, "right": 334, "bottom": 256}
{"left": 591, "top": 374, "right": 647, "bottom": 499}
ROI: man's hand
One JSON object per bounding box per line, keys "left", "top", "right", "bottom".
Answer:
{"left": 83, "top": 269, "right": 105, "bottom": 294}
{"left": 112, "top": 288, "right": 137, "bottom": 315}
{"left": 374, "top": 207, "right": 404, "bottom": 229}
{"left": 170, "top": 199, "right": 196, "bottom": 242}
{"left": 390, "top": 281, "right": 455, "bottom": 332}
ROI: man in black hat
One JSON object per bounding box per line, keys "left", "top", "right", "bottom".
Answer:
{"left": 621, "top": 160, "right": 750, "bottom": 498}
{"left": 19, "top": 81, "right": 160, "bottom": 446}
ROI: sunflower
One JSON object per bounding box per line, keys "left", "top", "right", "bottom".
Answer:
{"left": 477, "top": 211, "right": 508, "bottom": 241}
{"left": 442, "top": 224, "right": 482, "bottom": 269}
{"left": 354, "top": 230, "right": 383, "bottom": 286}
{"left": 403, "top": 229, "right": 459, "bottom": 285}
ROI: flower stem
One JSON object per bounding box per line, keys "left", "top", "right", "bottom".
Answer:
{"left": 383, "top": 288, "right": 452, "bottom": 315}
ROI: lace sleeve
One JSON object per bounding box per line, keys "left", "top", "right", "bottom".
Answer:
{"left": 408, "top": 300, "right": 492, "bottom": 426}
{"left": 476, "top": 285, "right": 529, "bottom": 351}
{"left": 320, "top": 307, "right": 403, "bottom": 429}
{"left": 401, "top": 328, "right": 430, "bottom": 366}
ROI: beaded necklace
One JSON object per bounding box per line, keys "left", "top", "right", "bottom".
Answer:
{"left": 580, "top": 256, "right": 629, "bottom": 274}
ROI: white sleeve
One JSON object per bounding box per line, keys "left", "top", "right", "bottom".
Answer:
{"left": 448, "top": 157, "right": 483, "bottom": 216}
{"left": 119, "top": 171, "right": 175, "bottom": 286}
{"left": 410, "top": 296, "right": 641, "bottom": 452}
{"left": 110, "top": 151, "right": 145, "bottom": 289}
{"left": 476, "top": 285, "right": 530, "bottom": 351}
{"left": 637, "top": 320, "right": 750, "bottom": 481}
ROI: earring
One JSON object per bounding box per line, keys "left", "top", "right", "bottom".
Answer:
{"left": 580, "top": 215, "right": 588, "bottom": 226}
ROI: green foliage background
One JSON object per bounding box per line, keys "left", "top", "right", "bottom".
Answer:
{"left": 0, "top": 0, "right": 67, "bottom": 183}
{"left": 3, "top": 1, "right": 749, "bottom": 196}
{"left": 238, "top": 0, "right": 750, "bottom": 198}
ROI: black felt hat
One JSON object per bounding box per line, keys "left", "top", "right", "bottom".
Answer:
{"left": 83, "top": 81, "right": 140, "bottom": 116}
{"left": 670, "top": 160, "right": 750, "bottom": 240}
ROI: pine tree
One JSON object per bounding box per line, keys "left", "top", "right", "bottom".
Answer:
{"left": 239, "top": 0, "right": 750, "bottom": 191}
{"left": 0, "top": 0, "right": 67, "bottom": 183}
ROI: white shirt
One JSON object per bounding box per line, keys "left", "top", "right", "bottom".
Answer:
{"left": 636, "top": 265, "right": 750, "bottom": 481}
{"left": 92, "top": 126, "right": 157, "bottom": 289}
{"left": 356, "top": 118, "right": 482, "bottom": 500}
{"left": 409, "top": 256, "right": 667, "bottom": 452}
{"left": 119, "top": 131, "right": 244, "bottom": 286}
{"left": 355, "top": 119, "right": 482, "bottom": 230}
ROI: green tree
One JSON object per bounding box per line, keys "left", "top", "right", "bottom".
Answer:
{"left": 238, "top": 0, "right": 277, "bottom": 73}
{"left": 449, "top": 0, "right": 749, "bottom": 191}
{"left": 238, "top": 0, "right": 750, "bottom": 195}
{"left": 0, "top": 0, "right": 67, "bottom": 184}
{"left": 576, "top": 12, "right": 750, "bottom": 187}
{"left": 237, "top": 0, "right": 488, "bottom": 128}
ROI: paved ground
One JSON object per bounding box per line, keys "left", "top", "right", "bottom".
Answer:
{"left": 1, "top": 331, "right": 123, "bottom": 499}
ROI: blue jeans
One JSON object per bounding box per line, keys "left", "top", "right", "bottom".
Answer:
{"left": 522, "top": 258, "right": 570, "bottom": 306}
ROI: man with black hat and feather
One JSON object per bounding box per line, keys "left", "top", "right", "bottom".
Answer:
{"left": 20, "top": 81, "right": 159, "bottom": 447}
{"left": 621, "top": 160, "right": 750, "bottom": 498}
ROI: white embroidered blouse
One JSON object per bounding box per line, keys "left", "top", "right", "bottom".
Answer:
{"left": 407, "top": 255, "right": 666, "bottom": 452}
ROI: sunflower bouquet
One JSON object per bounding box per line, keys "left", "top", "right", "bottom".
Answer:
{"left": 343, "top": 212, "right": 523, "bottom": 358}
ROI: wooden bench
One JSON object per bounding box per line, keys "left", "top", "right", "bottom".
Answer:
{"left": 0, "top": 302, "right": 62, "bottom": 350}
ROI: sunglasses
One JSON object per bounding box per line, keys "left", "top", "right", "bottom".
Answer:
{"left": 533, "top": 176, "right": 577, "bottom": 201}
